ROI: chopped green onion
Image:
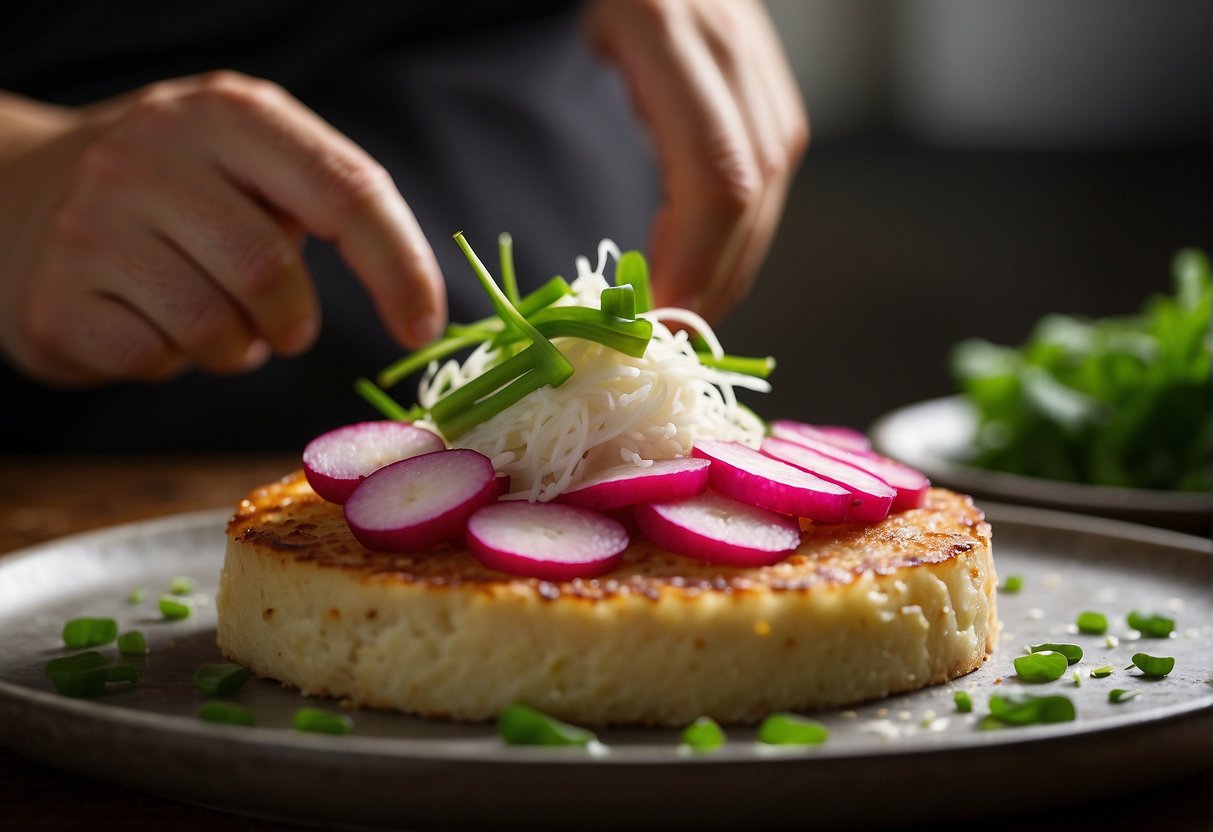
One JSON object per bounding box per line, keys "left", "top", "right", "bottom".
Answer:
{"left": 498, "top": 232, "right": 520, "bottom": 306}
{"left": 128, "top": 586, "right": 147, "bottom": 604}
{"left": 1072, "top": 670, "right": 1083, "bottom": 687}
{"left": 62, "top": 617, "right": 118, "bottom": 648}
{"left": 293, "top": 707, "right": 354, "bottom": 736}
{"left": 982, "top": 693, "right": 1075, "bottom": 728}
{"left": 1108, "top": 689, "right": 1139, "bottom": 704}
{"left": 192, "top": 662, "right": 252, "bottom": 697}
{"left": 525, "top": 306, "right": 653, "bottom": 358}
{"left": 199, "top": 701, "right": 257, "bottom": 726}
{"left": 1014, "top": 651, "right": 1069, "bottom": 682}
{"left": 1091, "top": 664, "right": 1114, "bottom": 678}
{"left": 169, "top": 576, "right": 195, "bottom": 596}
{"left": 159, "top": 595, "right": 191, "bottom": 621}
{"left": 117, "top": 631, "right": 149, "bottom": 656}
{"left": 600, "top": 284, "right": 636, "bottom": 320}
{"left": 681, "top": 716, "right": 726, "bottom": 751}
{"left": 1030, "top": 642, "right": 1083, "bottom": 664}
{"left": 1001, "top": 575, "right": 1024, "bottom": 593}
{"left": 756, "top": 712, "right": 828, "bottom": 746}
{"left": 354, "top": 377, "right": 420, "bottom": 421}
{"left": 614, "top": 250, "right": 653, "bottom": 313}
{"left": 1130, "top": 653, "right": 1175, "bottom": 678}
{"left": 1127, "top": 611, "right": 1176, "bottom": 638}
{"left": 44, "top": 652, "right": 138, "bottom": 697}
{"left": 1076, "top": 611, "right": 1108, "bottom": 635}
{"left": 953, "top": 691, "right": 973, "bottom": 713}
{"left": 497, "top": 703, "right": 596, "bottom": 747}
{"left": 695, "top": 352, "right": 777, "bottom": 379}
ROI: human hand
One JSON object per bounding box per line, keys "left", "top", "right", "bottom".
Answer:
{"left": 584, "top": 0, "right": 808, "bottom": 323}
{"left": 0, "top": 72, "right": 446, "bottom": 387}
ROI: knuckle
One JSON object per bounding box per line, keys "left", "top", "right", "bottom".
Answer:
{"left": 197, "top": 71, "right": 288, "bottom": 118}
{"left": 325, "top": 155, "right": 393, "bottom": 220}
{"left": 231, "top": 235, "right": 299, "bottom": 294}
{"left": 107, "top": 326, "right": 165, "bottom": 377}
{"left": 703, "top": 154, "right": 761, "bottom": 219}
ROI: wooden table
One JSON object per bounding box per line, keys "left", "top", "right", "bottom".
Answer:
{"left": 1, "top": 456, "right": 1209, "bottom": 831}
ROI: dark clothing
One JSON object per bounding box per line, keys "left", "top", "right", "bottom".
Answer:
{"left": 0, "top": 1, "right": 660, "bottom": 451}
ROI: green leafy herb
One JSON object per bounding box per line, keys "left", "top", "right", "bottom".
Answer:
{"left": 497, "top": 703, "right": 596, "bottom": 747}
{"left": 1108, "top": 689, "right": 1139, "bottom": 704}
{"left": 1127, "top": 611, "right": 1176, "bottom": 638}
{"left": 1091, "top": 664, "right": 1114, "bottom": 678}
{"left": 756, "top": 713, "right": 828, "bottom": 746}
{"left": 1076, "top": 611, "right": 1108, "bottom": 635}
{"left": 293, "top": 707, "right": 354, "bottom": 736}
{"left": 981, "top": 693, "right": 1076, "bottom": 728}
{"left": 1001, "top": 575, "right": 1024, "bottom": 593}
{"left": 681, "top": 716, "right": 726, "bottom": 751}
{"left": 192, "top": 662, "right": 252, "bottom": 697}
{"left": 159, "top": 596, "right": 191, "bottom": 621}
{"left": 951, "top": 248, "right": 1211, "bottom": 492}
{"left": 61, "top": 617, "right": 117, "bottom": 649}
{"left": 199, "top": 701, "right": 257, "bottom": 727}
{"left": 168, "top": 576, "right": 195, "bottom": 596}
{"left": 953, "top": 691, "right": 973, "bottom": 713}
{"left": 116, "top": 631, "right": 149, "bottom": 656}
{"left": 1014, "top": 651, "right": 1069, "bottom": 682}
{"left": 1030, "top": 642, "right": 1083, "bottom": 664}
{"left": 44, "top": 652, "right": 139, "bottom": 698}
{"left": 1129, "top": 653, "right": 1175, "bottom": 678}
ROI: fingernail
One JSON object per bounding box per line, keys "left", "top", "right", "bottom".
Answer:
{"left": 240, "top": 339, "right": 272, "bottom": 370}
{"left": 407, "top": 314, "right": 442, "bottom": 346}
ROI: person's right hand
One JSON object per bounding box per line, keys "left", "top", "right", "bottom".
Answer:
{"left": 0, "top": 71, "right": 446, "bottom": 387}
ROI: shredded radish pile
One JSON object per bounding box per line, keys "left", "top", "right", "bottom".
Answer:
{"left": 416, "top": 240, "right": 768, "bottom": 502}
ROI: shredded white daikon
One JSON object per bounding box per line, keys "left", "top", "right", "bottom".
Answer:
{"left": 417, "top": 240, "right": 768, "bottom": 501}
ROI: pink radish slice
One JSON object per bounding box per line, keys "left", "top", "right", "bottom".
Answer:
{"left": 635, "top": 493, "right": 801, "bottom": 567}
{"left": 303, "top": 421, "right": 445, "bottom": 504}
{"left": 344, "top": 449, "right": 497, "bottom": 552}
{"left": 760, "top": 437, "right": 894, "bottom": 522}
{"left": 495, "top": 472, "right": 511, "bottom": 497}
{"left": 691, "top": 439, "right": 851, "bottom": 523}
{"left": 768, "top": 427, "right": 929, "bottom": 512}
{"left": 466, "top": 502, "right": 629, "bottom": 580}
{"left": 769, "top": 420, "right": 871, "bottom": 453}
{"left": 557, "top": 458, "right": 711, "bottom": 510}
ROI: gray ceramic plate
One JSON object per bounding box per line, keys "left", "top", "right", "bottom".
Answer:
{"left": 0, "top": 505, "right": 1209, "bottom": 830}
{"left": 870, "top": 396, "right": 1212, "bottom": 534}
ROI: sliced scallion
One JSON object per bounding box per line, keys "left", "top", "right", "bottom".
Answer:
{"left": 599, "top": 284, "right": 636, "bottom": 320}
{"left": 192, "top": 662, "right": 252, "bottom": 697}
{"left": 169, "top": 576, "right": 195, "bottom": 596}
{"left": 1030, "top": 642, "right": 1083, "bottom": 664}
{"left": 117, "top": 631, "right": 149, "bottom": 656}
{"left": 695, "top": 352, "right": 777, "bottom": 379}
{"left": 128, "top": 586, "right": 147, "bottom": 604}
{"left": 1126, "top": 611, "right": 1175, "bottom": 638}
{"left": 498, "top": 231, "right": 520, "bottom": 305}
{"left": 953, "top": 691, "right": 973, "bottom": 713}
{"left": 1091, "top": 664, "right": 1114, "bottom": 678}
{"left": 614, "top": 250, "right": 653, "bottom": 312}
{"left": 61, "top": 617, "right": 117, "bottom": 649}
{"left": 681, "top": 716, "right": 726, "bottom": 751}
{"left": 1076, "top": 610, "right": 1108, "bottom": 635}
{"left": 293, "top": 707, "right": 354, "bottom": 736}
{"left": 1014, "top": 650, "right": 1069, "bottom": 682}
{"left": 200, "top": 701, "right": 257, "bottom": 727}
{"left": 1129, "top": 653, "right": 1175, "bottom": 678}
{"left": 756, "top": 712, "right": 828, "bottom": 746}
{"left": 159, "top": 596, "right": 191, "bottom": 621}
{"left": 1002, "top": 575, "right": 1024, "bottom": 593}
{"left": 1108, "top": 689, "right": 1139, "bottom": 704}
{"left": 354, "top": 377, "right": 422, "bottom": 421}
{"left": 44, "top": 652, "right": 138, "bottom": 698}
{"left": 497, "top": 703, "right": 596, "bottom": 747}
{"left": 982, "top": 693, "right": 1075, "bottom": 728}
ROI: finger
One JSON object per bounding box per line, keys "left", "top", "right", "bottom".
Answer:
{"left": 67, "top": 291, "right": 189, "bottom": 383}
{"left": 184, "top": 73, "right": 447, "bottom": 348}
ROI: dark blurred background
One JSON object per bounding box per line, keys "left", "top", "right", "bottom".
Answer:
{"left": 722, "top": 0, "right": 1210, "bottom": 430}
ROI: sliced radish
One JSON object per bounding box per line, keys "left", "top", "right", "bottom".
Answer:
{"left": 466, "top": 502, "right": 629, "bottom": 580}
{"left": 557, "top": 458, "right": 711, "bottom": 510}
{"left": 691, "top": 439, "right": 851, "bottom": 523}
{"left": 768, "top": 428, "right": 929, "bottom": 512}
{"left": 303, "top": 421, "right": 445, "bottom": 504}
{"left": 760, "top": 437, "right": 895, "bottom": 522}
{"left": 635, "top": 493, "right": 801, "bottom": 567}
{"left": 344, "top": 449, "right": 497, "bottom": 552}
{"left": 769, "top": 420, "right": 871, "bottom": 453}
{"left": 495, "top": 472, "right": 512, "bottom": 497}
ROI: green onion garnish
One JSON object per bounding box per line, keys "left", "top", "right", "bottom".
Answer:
{"left": 953, "top": 691, "right": 973, "bottom": 713}
{"left": 159, "top": 596, "right": 191, "bottom": 621}
{"left": 1072, "top": 670, "right": 1083, "bottom": 687}
{"left": 497, "top": 703, "right": 596, "bottom": 747}
{"left": 600, "top": 284, "right": 636, "bottom": 320}
{"left": 44, "top": 652, "right": 139, "bottom": 697}
{"left": 1091, "top": 665, "right": 1114, "bottom": 678}
{"left": 498, "top": 231, "right": 520, "bottom": 305}
{"left": 169, "top": 576, "right": 195, "bottom": 596}
{"left": 756, "top": 712, "right": 828, "bottom": 746}
{"left": 61, "top": 617, "right": 117, "bottom": 649}
{"left": 354, "top": 377, "right": 418, "bottom": 421}
{"left": 199, "top": 701, "right": 257, "bottom": 726}
{"left": 128, "top": 586, "right": 147, "bottom": 604}
{"left": 1108, "top": 689, "right": 1139, "bottom": 704}
{"left": 1076, "top": 611, "right": 1108, "bottom": 635}
{"left": 293, "top": 707, "right": 354, "bottom": 736}
{"left": 1126, "top": 611, "right": 1176, "bottom": 638}
{"left": 695, "top": 352, "right": 777, "bottom": 379}
{"left": 1002, "top": 575, "right": 1024, "bottom": 593}
{"left": 1030, "top": 643, "right": 1083, "bottom": 664}
{"left": 681, "top": 716, "right": 726, "bottom": 751}
{"left": 1014, "top": 651, "right": 1069, "bottom": 682}
{"left": 614, "top": 249, "right": 653, "bottom": 313}
{"left": 981, "top": 693, "right": 1075, "bottom": 728}
{"left": 192, "top": 662, "right": 252, "bottom": 697}
{"left": 1129, "top": 653, "right": 1175, "bottom": 678}
{"left": 117, "top": 631, "right": 149, "bottom": 656}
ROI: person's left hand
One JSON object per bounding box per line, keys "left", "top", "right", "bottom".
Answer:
{"left": 584, "top": 0, "right": 808, "bottom": 323}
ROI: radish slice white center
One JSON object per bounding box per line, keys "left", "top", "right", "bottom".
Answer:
{"left": 303, "top": 421, "right": 445, "bottom": 504}
{"left": 557, "top": 457, "right": 710, "bottom": 510}
{"left": 466, "top": 502, "right": 628, "bottom": 580}
{"left": 635, "top": 493, "right": 801, "bottom": 567}
{"left": 760, "top": 437, "right": 895, "bottom": 522}
{"left": 692, "top": 439, "right": 851, "bottom": 523}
